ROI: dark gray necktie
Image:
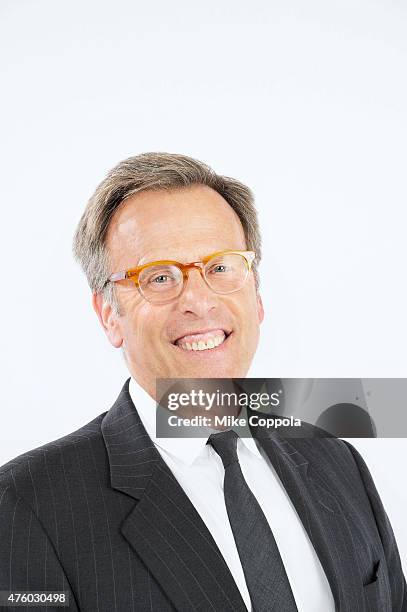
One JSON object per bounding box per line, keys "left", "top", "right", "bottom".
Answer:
{"left": 208, "top": 429, "right": 298, "bottom": 612}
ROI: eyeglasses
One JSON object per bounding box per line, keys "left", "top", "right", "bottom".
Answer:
{"left": 106, "top": 250, "right": 256, "bottom": 305}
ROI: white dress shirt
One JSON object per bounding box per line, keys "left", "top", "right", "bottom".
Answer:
{"left": 129, "top": 377, "right": 335, "bottom": 612}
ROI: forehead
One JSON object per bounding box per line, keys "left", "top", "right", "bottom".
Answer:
{"left": 106, "top": 185, "right": 247, "bottom": 267}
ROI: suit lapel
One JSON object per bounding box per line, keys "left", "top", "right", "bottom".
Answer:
{"left": 249, "top": 412, "right": 366, "bottom": 611}
{"left": 101, "top": 379, "right": 247, "bottom": 612}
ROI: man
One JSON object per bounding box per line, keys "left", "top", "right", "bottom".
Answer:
{"left": 0, "top": 153, "right": 405, "bottom": 611}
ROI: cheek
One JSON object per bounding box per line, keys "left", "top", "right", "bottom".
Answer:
{"left": 239, "top": 295, "right": 262, "bottom": 348}
{"left": 121, "top": 302, "right": 168, "bottom": 353}
{"left": 235, "top": 289, "right": 262, "bottom": 329}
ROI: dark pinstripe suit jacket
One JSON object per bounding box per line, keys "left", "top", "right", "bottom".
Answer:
{"left": 0, "top": 378, "right": 405, "bottom": 612}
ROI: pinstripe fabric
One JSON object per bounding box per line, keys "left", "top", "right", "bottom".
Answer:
{"left": 0, "top": 378, "right": 405, "bottom": 612}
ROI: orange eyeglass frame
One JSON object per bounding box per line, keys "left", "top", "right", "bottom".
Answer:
{"left": 106, "top": 250, "right": 256, "bottom": 287}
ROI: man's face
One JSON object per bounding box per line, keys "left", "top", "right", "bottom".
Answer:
{"left": 94, "top": 185, "right": 264, "bottom": 399}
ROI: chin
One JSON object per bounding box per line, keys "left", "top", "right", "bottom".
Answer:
{"left": 189, "top": 364, "right": 248, "bottom": 379}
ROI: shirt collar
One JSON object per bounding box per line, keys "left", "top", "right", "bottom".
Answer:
{"left": 128, "top": 376, "right": 263, "bottom": 466}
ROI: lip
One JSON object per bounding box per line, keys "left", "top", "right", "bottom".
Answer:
{"left": 171, "top": 331, "right": 233, "bottom": 354}
{"left": 171, "top": 328, "right": 232, "bottom": 345}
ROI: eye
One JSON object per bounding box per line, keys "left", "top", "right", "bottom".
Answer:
{"left": 139, "top": 264, "right": 181, "bottom": 291}
{"left": 151, "top": 274, "right": 172, "bottom": 284}
{"left": 209, "top": 264, "right": 228, "bottom": 274}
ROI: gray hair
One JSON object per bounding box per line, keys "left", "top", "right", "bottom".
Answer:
{"left": 72, "top": 152, "right": 262, "bottom": 316}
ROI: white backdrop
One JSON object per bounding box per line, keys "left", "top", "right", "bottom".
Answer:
{"left": 0, "top": 0, "right": 406, "bottom": 571}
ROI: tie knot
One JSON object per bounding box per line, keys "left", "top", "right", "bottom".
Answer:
{"left": 207, "top": 429, "right": 239, "bottom": 468}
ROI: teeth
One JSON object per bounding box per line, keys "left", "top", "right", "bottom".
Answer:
{"left": 178, "top": 334, "right": 227, "bottom": 352}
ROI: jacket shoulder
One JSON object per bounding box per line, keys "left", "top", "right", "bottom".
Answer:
{"left": 290, "top": 432, "right": 360, "bottom": 464}
{"left": 0, "top": 412, "right": 107, "bottom": 497}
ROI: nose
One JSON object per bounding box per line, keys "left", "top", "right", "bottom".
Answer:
{"left": 176, "top": 268, "right": 218, "bottom": 317}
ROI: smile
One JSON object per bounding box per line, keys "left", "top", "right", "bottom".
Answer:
{"left": 174, "top": 329, "right": 231, "bottom": 352}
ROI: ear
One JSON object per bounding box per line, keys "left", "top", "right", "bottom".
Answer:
{"left": 92, "top": 293, "right": 123, "bottom": 348}
{"left": 256, "top": 293, "right": 264, "bottom": 324}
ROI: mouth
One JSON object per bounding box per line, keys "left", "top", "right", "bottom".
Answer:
{"left": 172, "top": 328, "right": 232, "bottom": 353}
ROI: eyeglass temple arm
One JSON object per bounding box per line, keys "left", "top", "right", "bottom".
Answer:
{"left": 108, "top": 271, "right": 128, "bottom": 282}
